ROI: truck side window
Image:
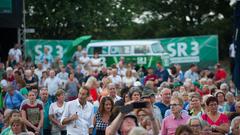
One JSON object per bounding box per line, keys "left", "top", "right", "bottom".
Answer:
{"left": 134, "top": 45, "right": 149, "bottom": 54}
{"left": 111, "top": 46, "right": 130, "bottom": 54}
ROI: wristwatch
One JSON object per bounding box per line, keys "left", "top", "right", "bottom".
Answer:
{"left": 211, "top": 125, "right": 216, "bottom": 132}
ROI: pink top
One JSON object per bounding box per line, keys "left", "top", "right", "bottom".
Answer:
{"left": 201, "top": 113, "right": 229, "bottom": 126}
{"left": 161, "top": 113, "right": 190, "bottom": 135}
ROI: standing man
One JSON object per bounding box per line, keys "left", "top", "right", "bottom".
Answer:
{"left": 229, "top": 42, "right": 236, "bottom": 75}
{"left": 184, "top": 64, "right": 199, "bottom": 82}
{"left": 39, "top": 88, "right": 52, "bottom": 135}
{"left": 155, "top": 62, "right": 169, "bottom": 86}
{"left": 44, "top": 70, "right": 61, "bottom": 102}
{"left": 72, "top": 45, "right": 82, "bottom": 66}
{"left": 61, "top": 86, "right": 94, "bottom": 135}
{"left": 8, "top": 44, "right": 22, "bottom": 67}
{"left": 39, "top": 47, "right": 54, "bottom": 66}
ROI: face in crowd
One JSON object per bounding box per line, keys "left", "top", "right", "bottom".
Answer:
{"left": 78, "top": 87, "right": 89, "bottom": 104}
{"left": 161, "top": 88, "right": 171, "bottom": 104}
{"left": 108, "top": 84, "right": 117, "bottom": 98}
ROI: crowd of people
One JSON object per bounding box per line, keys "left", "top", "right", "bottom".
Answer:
{"left": 0, "top": 44, "right": 239, "bottom": 135}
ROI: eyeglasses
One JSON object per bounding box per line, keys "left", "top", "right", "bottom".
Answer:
{"left": 137, "top": 114, "right": 147, "bottom": 117}
{"left": 170, "top": 104, "right": 180, "bottom": 107}
{"left": 190, "top": 124, "right": 201, "bottom": 128}
{"left": 208, "top": 103, "right": 218, "bottom": 107}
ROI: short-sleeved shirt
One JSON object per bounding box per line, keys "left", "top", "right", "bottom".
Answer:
{"left": 4, "top": 91, "right": 25, "bottom": 109}
{"left": 201, "top": 113, "right": 229, "bottom": 126}
{"left": 21, "top": 103, "right": 43, "bottom": 127}
{"left": 8, "top": 48, "right": 22, "bottom": 63}
{"left": 20, "top": 87, "right": 29, "bottom": 97}
{"left": 49, "top": 102, "right": 66, "bottom": 131}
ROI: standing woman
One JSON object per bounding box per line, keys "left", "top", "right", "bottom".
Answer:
{"left": 39, "top": 71, "right": 48, "bottom": 89}
{"left": 21, "top": 91, "right": 44, "bottom": 135}
{"left": 122, "top": 69, "right": 136, "bottom": 88}
{"left": 93, "top": 96, "right": 114, "bottom": 135}
{"left": 65, "top": 73, "right": 80, "bottom": 101}
{"left": 49, "top": 89, "right": 67, "bottom": 135}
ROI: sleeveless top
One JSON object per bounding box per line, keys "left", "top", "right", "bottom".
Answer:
{"left": 95, "top": 112, "right": 109, "bottom": 135}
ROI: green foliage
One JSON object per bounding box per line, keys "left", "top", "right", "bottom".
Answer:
{"left": 25, "top": 0, "right": 234, "bottom": 58}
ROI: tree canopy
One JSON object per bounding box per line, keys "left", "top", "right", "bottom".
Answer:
{"left": 25, "top": 0, "right": 234, "bottom": 59}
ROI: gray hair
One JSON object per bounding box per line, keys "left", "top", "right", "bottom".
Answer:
{"left": 187, "top": 116, "right": 208, "bottom": 128}
{"left": 230, "top": 116, "right": 240, "bottom": 132}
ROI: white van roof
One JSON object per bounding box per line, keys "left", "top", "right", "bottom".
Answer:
{"left": 87, "top": 40, "right": 159, "bottom": 47}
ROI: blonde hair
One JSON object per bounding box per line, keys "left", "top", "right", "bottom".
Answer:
{"left": 55, "top": 89, "right": 65, "bottom": 97}
{"left": 85, "top": 76, "right": 97, "bottom": 88}
{"left": 128, "top": 127, "right": 147, "bottom": 135}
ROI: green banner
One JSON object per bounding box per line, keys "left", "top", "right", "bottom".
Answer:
{"left": 0, "top": 0, "right": 12, "bottom": 13}
{"left": 24, "top": 36, "right": 91, "bottom": 65}
{"left": 159, "top": 35, "right": 218, "bottom": 68}
{"left": 25, "top": 35, "right": 218, "bottom": 68}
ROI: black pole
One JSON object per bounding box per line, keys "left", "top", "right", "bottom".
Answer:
{"left": 233, "top": 1, "right": 240, "bottom": 94}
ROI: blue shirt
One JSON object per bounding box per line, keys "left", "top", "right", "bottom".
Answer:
{"left": 4, "top": 90, "right": 25, "bottom": 109}
{"left": 155, "top": 68, "right": 169, "bottom": 85}
{"left": 184, "top": 70, "right": 199, "bottom": 82}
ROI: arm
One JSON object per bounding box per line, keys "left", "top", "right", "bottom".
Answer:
{"left": 214, "top": 123, "right": 229, "bottom": 134}
{"left": 88, "top": 106, "right": 95, "bottom": 134}
{"left": 150, "top": 117, "right": 159, "bottom": 135}
{"left": 143, "top": 106, "right": 159, "bottom": 135}
{"left": 60, "top": 103, "right": 78, "bottom": 125}
{"left": 21, "top": 109, "right": 37, "bottom": 131}
{"left": 37, "top": 110, "right": 44, "bottom": 131}
{"left": 105, "top": 113, "right": 125, "bottom": 135}
{"left": 93, "top": 116, "right": 96, "bottom": 127}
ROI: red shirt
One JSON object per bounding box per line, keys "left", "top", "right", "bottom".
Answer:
{"left": 144, "top": 74, "right": 158, "bottom": 84}
{"left": 21, "top": 103, "right": 43, "bottom": 127}
{"left": 215, "top": 69, "right": 227, "bottom": 81}
{"left": 201, "top": 113, "right": 229, "bottom": 126}
{"left": 89, "top": 88, "right": 98, "bottom": 101}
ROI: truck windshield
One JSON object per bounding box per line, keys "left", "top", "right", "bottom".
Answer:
{"left": 151, "top": 43, "right": 164, "bottom": 53}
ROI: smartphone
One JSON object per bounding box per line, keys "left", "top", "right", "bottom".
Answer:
{"left": 132, "top": 102, "right": 148, "bottom": 109}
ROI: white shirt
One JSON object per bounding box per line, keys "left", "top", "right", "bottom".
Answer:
{"left": 122, "top": 76, "right": 136, "bottom": 87}
{"left": 61, "top": 99, "right": 94, "bottom": 135}
{"left": 79, "top": 56, "right": 90, "bottom": 66}
{"left": 49, "top": 102, "right": 67, "bottom": 131}
{"left": 109, "top": 95, "right": 122, "bottom": 103}
{"left": 117, "top": 67, "right": 126, "bottom": 77}
{"left": 8, "top": 48, "right": 22, "bottom": 62}
{"left": 34, "top": 68, "right": 45, "bottom": 81}
{"left": 90, "top": 58, "right": 101, "bottom": 71}
{"left": 108, "top": 75, "right": 122, "bottom": 85}
{"left": 56, "top": 72, "right": 69, "bottom": 88}
{"left": 0, "top": 79, "right": 8, "bottom": 88}
{"left": 229, "top": 43, "right": 236, "bottom": 58}
{"left": 44, "top": 77, "right": 61, "bottom": 96}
